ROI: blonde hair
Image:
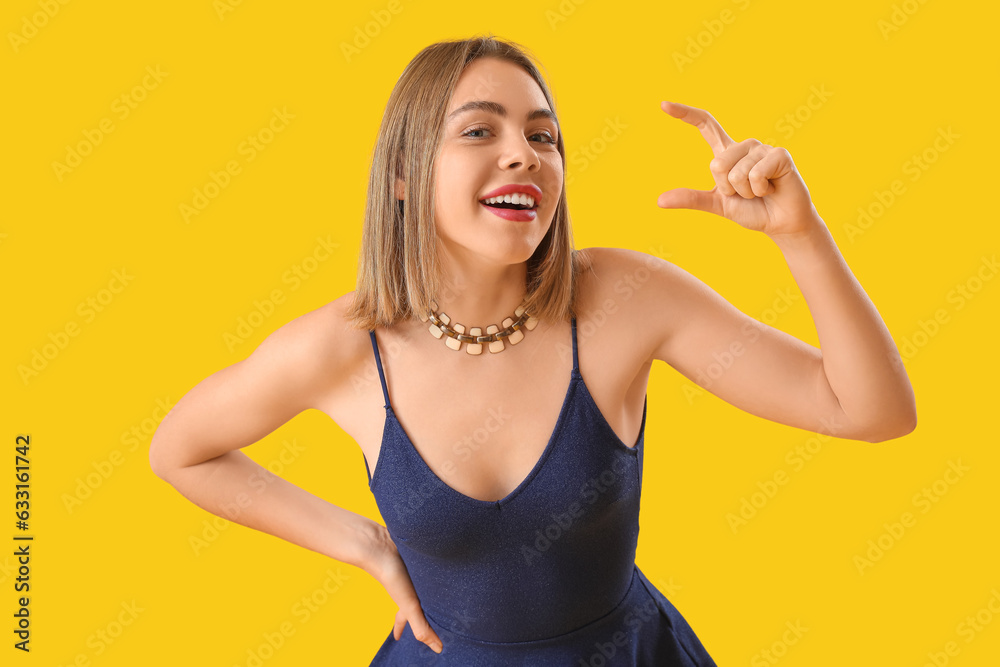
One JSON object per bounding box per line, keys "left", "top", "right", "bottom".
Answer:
{"left": 346, "top": 33, "right": 588, "bottom": 331}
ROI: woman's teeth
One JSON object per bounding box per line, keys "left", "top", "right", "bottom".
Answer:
{"left": 480, "top": 193, "right": 536, "bottom": 209}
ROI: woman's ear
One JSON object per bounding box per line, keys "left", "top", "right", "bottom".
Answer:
{"left": 394, "top": 177, "right": 406, "bottom": 201}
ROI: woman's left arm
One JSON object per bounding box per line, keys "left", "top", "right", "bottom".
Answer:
{"left": 652, "top": 101, "right": 917, "bottom": 441}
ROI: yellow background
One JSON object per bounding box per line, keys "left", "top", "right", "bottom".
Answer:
{"left": 3, "top": 0, "right": 997, "bottom": 664}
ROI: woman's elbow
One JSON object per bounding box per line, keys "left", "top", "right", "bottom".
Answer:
{"left": 864, "top": 408, "right": 918, "bottom": 443}
{"left": 148, "top": 435, "right": 177, "bottom": 480}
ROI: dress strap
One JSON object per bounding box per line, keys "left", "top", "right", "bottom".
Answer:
{"left": 368, "top": 329, "right": 391, "bottom": 409}
{"left": 570, "top": 317, "right": 579, "bottom": 373}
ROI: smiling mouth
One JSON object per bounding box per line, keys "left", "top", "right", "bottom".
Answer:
{"left": 479, "top": 200, "right": 538, "bottom": 211}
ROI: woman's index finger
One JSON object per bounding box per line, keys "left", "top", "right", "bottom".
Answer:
{"left": 661, "top": 101, "right": 735, "bottom": 156}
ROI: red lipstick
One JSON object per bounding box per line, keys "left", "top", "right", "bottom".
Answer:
{"left": 478, "top": 183, "right": 542, "bottom": 222}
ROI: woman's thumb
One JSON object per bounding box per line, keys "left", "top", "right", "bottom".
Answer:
{"left": 657, "top": 187, "right": 721, "bottom": 216}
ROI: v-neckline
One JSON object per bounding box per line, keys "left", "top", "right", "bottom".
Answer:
{"left": 379, "top": 368, "right": 581, "bottom": 507}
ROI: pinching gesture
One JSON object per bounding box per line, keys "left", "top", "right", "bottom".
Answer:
{"left": 657, "top": 101, "right": 821, "bottom": 239}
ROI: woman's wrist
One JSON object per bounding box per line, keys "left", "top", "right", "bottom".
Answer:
{"left": 349, "top": 515, "right": 392, "bottom": 573}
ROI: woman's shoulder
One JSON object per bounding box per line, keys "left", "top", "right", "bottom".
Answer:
{"left": 573, "top": 245, "right": 677, "bottom": 316}
{"left": 247, "top": 291, "right": 373, "bottom": 403}
{"left": 574, "top": 245, "right": 729, "bottom": 368}
{"left": 576, "top": 244, "right": 674, "bottom": 268}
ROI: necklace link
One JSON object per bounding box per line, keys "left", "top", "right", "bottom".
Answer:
{"left": 419, "top": 298, "right": 538, "bottom": 354}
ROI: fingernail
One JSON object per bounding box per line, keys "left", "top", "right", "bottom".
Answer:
{"left": 432, "top": 642, "right": 443, "bottom": 654}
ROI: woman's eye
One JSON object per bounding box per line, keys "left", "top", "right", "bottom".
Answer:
{"left": 463, "top": 126, "right": 490, "bottom": 138}
{"left": 462, "top": 126, "right": 557, "bottom": 144}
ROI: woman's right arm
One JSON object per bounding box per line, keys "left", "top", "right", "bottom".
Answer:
{"left": 148, "top": 300, "right": 445, "bottom": 654}
{"left": 147, "top": 303, "right": 379, "bottom": 570}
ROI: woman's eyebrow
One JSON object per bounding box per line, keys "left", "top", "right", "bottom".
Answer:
{"left": 447, "top": 100, "right": 559, "bottom": 127}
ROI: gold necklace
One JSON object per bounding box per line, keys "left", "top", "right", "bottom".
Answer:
{"left": 419, "top": 297, "right": 538, "bottom": 355}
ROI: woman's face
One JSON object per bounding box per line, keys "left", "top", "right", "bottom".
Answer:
{"left": 425, "top": 57, "right": 564, "bottom": 267}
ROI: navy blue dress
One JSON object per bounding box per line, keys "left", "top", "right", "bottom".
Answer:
{"left": 364, "top": 317, "right": 717, "bottom": 666}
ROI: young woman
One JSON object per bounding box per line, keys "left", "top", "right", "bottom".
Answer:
{"left": 149, "top": 35, "right": 916, "bottom": 665}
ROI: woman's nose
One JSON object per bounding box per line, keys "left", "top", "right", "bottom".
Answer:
{"left": 502, "top": 138, "right": 540, "bottom": 170}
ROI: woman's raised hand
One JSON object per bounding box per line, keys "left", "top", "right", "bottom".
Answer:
{"left": 362, "top": 524, "right": 444, "bottom": 654}
{"left": 657, "top": 101, "right": 821, "bottom": 238}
